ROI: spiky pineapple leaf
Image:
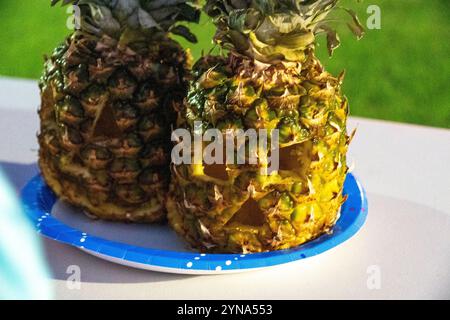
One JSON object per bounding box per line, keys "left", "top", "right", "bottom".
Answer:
{"left": 205, "top": 0, "right": 364, "bottom": 62}
{"left": 341, "top": 7, "right": 365, "bottom": 39}
{"left": 50, "top": 0, "right": 200, "bottom": 42}
{"left": 318, "top": 24, "right": 340, "bottom": 56}
{"left": 171, "top": 25, "right": 198, "bottom": 43}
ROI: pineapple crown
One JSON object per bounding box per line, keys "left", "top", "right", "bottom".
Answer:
{"left": 51, "top": 0, "right": 201, "bottom": 43}
{"left": 204, "top": 0, "right": 364, "bottom": 63}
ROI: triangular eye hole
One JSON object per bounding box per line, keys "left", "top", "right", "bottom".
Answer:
{"left": 203, "top": 142, "right": 229, "bottom": 181}
{"left": 227, "top": 198, "right": 265, "bottom": 227}
{"left": 92, "top": 104, "right": 121, "bottom": 138}
{"left": 277, "top": 141, "right": 313, "bottom": 172}
{"left": 278, "top": 144, "right": 301, "bottom": 171}
{"left": 203, "top": 163, "right": 228, "bottom": 181}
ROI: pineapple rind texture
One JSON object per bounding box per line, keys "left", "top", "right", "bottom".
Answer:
{"left": 38, "top": 33, "right": 191, "bottom": 222}
{"left": 167, "top": 53, "right": 350, "bottom": 253}
{"left": 167, "top": 0, "right": 362, "bottom": 252}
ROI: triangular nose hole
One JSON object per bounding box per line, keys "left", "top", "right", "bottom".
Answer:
{"left": 204, "top": 163, "right": 228, "bottom": 181}
{"left": 92, "top": 104, "right": 121, "bottom": 138}
{"left": 227, "top": 198, "right": 265, "bottom": 227}
{"left": 278, "top": 144, "right": 300, "bottom": 171}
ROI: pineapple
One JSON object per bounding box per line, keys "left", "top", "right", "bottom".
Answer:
{"left": 38, "top": 0, "right": 200, "bottom": 222}
{"left": 167, "top": 0, "right": 364, "bottom": 252}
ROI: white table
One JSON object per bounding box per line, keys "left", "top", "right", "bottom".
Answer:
{"left": 1, "top": 76, "right": 449, "bottom": 299}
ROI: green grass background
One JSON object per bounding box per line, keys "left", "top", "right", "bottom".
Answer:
{"left": 0, "top": 0, "right": 448, "bottom": 128}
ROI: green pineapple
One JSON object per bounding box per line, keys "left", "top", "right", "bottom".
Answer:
{"left": 38, "top": 0, "right": 200, "bottom": 222}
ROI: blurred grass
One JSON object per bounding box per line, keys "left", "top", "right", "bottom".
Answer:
{"left": 0, "top": 0, "right": 448, "bottom": 128}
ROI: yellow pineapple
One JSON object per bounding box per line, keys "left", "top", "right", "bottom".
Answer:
{"left": 167, "top": 0, "right": 364, "bottom": 252}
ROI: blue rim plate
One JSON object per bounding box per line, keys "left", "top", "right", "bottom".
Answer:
{"left": 21, "top": 173, "right": 368, "bottom": 274}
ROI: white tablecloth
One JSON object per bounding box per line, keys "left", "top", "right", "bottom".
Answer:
{"left": 1, "top": 76, "right": 449, "bottom": 299}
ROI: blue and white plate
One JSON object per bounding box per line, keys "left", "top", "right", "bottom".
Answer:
{"left": 21, "top": 173, "right": 367, "bottom": 274}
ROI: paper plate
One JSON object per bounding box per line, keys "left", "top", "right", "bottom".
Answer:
{"left": 21, "top": 173, "right": 367, "bottom": 274}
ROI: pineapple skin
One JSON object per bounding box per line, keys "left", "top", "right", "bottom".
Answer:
{"left": 38, "top": 33, "right": 191, "bottom": 222}
{"left": 167, "top": 53, "right": 351, "bottom": 253}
